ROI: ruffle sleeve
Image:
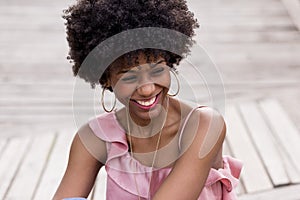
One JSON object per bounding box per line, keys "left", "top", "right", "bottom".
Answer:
{"left": 200, "top": 156, "right": 243, "bottom": 200}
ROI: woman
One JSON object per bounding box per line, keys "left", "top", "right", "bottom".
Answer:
{"left": 53, "top": 0, "right": 242, "bottom": 199}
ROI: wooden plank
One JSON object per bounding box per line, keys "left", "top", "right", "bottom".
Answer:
{"left": 0, "top": 107, "right": 79, "bottom": 116}
{"left": 224, "top": 138, "right": 246, "bottom": 196}
{"left": 0, "top": 116, "right": 75, "bottom": 123}
{"left": 0, "top": 136, "right": 31, "bottom": 199}
{"left": 0, "top": 52, "right": 66, "bottom": 63}
{"left": 0, "top": 84, "right": 73, "bottom": 92}
{"left": 223, "top": 138, "right": 231, "bottom": 156}
{"left": 0, "top": 63, "right": 70, "bottom": 74}
{"left": 199, "top": 17, "right": 294, "bottom": 28}
{"left": 198, "top": 31, "right": 300, "bottom": 43}
{"left": 0, "top": 29, "right": 61, "bottom": 42}
{"left": 259, "top": 99, "right": 300, "bottom": 182}
{"left": 93, "top": 167, "right": 107, "bottom": 200}
{"left": 4, "top": 44, "right": 300, "bottom": 65}
{"left": 239, "top": 184, "right": 300, "bottom": 200}
{"left": 196, "top": 43, "right": 300, "bottom": 53}
{"left": 199, "top": 23, "right": 296, "bottom": 32}
{"left": 5, "top": 134, "right": 56, "bottom": 199}
{"left": 33, "top": 131, "right": 74, "bottom": 200}
{"left": 193, "top": 8, "right": 287, "bottom": 18}
{"left": 198, "top": 59, "right": 300, "bottom": 70}
{"left": 279, "top": 147, "right": 300, "bottom": 184}
{"left": 0, "top": 99, "right": 74, "bottom": 107}
{"left": 225, "top": 105, "right": 273, "bottom": 193}
{"left": 0, "top": 139, "right": 8, "bottom": 158}
{"left": 0, "top": 2, "right": 69, "bottom": 8}
{"left": 282, "top": 0, "right": 300, "bottom": 31}
{"left": 0, "top": 20, "right": 63, "bottom": 31}
{"left": 188, "top": 1, "right": 287, "bottom": 14}
{"left": 0, "top": 96, "right": 73, "bottom": 102}
{"left": 199, "top": 44, "right": 300, "bottom": 63}
{"left": 239, "top": 102, "right": 290, "bottom": 186}
{"left": 196, "top": 15, "right": 292, "bottom": 23}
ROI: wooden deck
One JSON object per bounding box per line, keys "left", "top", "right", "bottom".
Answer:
{"left": 1, "top": 0, "right": 300, "bottom": 199}
{"left": 225, "top": 99, "right": 300, "bottom": 199}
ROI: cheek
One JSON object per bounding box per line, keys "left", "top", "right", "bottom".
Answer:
{"left": 153, "top": 72, "right": 171, "bottom": 90}
{"left": 113, "top": 90, "right": 129, "bottom": 105}
{"left": 112, "top": 83, "right": 136, "bottom": 103}
{"left": 165, "top": 73, "right": 171, "bottom": 88}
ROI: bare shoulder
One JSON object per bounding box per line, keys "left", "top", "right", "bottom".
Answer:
{"left": 195, "top": 106, "right": 226, "bottom": 131}
{"left": 76, "top": 123, "right": 107, "bottom": 164}
{"left": 189, "top": 106, "right": 225, "bottom": 123}
{"left": 180, "top": 106, "right": 226, "bottom": 159}
{"left": 153, "top": 107, "right": 226, "bottom": 199}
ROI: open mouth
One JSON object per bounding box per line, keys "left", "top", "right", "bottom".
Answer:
{"left": 131, "top": 92, "right": 161, "bottom": 110}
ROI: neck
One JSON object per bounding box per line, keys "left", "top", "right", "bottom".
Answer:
{"left": 128, "top": 113, "right": 167, "bottom": 138}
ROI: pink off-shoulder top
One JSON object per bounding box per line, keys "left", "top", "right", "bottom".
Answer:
{"left": 88, "top": 108, "right": 243, "bottom": 200}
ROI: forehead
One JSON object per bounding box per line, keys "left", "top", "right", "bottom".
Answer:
{"left": 110, "top": 53, "right": 165, "bottom": 73}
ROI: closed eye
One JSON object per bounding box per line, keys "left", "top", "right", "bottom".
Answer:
{"left": 121, "top": 75, "right": 137, "bottom": 82}
{"left": 150, "top": 67, "right": 165, "bottom": 76}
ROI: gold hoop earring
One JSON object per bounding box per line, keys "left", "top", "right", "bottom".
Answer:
{"left": 101, "top": 88, "right": 116, "bottom": 112}
{"left": 168, "top": 69, "right": 180, "bottom": 97}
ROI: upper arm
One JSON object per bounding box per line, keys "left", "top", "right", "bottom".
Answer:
{"left": 153, "top": 107, "right": 226, "bottom": 200}
{"left": 53, "top": 124, "right": 107, "bottom": 199}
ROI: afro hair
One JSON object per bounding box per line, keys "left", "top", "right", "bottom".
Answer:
{"left": 63, "top": 0, "right": 199, "bottom": 89}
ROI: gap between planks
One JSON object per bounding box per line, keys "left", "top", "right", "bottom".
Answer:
{"left": 281, "top": 0, "right": 300, "bottom": 31}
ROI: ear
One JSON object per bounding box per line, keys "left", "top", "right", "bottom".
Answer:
{"left": 103, "top": 78, "right": 111, "bottom": 88}
{"left": 104, "top": 79, "right": 113, "bottom": 92}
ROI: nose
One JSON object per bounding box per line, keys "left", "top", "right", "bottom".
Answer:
{"left": 137, "top": 82, "right": 155, "bottom": 97}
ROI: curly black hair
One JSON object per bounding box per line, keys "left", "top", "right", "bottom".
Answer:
{"left": 63, "top": 0, "right": 199, "bottom": 90}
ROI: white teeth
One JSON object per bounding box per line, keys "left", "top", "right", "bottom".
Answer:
{"left": 136, "top": 96, "right": 156, "bottom": 106}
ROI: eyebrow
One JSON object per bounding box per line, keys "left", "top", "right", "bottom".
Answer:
{"left": 149, "top": 59, "right": 165, "bottom": 68}
{"left": 117, "top": 59, "right": 165, "bottom": 74}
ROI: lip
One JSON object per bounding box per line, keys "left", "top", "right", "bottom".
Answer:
{"left": 131, "top": 92, "right": 161, "bottom": 110}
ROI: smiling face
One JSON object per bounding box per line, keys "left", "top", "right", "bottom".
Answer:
{"left": 108, "top": 54, "right": 171, "bottom": 123}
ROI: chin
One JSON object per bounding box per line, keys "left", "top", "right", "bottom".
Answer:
{"left": 147, "top": 105, "right": 165, "bottom": 119}
{"left": 129, "top": 103, "right": 165, "bottom": 124}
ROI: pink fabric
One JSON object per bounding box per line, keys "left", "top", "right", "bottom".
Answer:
{"left": 88, "top": 112, "right": 243, "bottom": 200}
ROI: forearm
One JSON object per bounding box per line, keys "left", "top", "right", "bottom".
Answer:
{"left": 152, "top": 157, "right": 212, "bottom": 200}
